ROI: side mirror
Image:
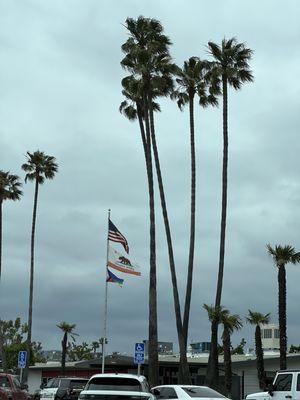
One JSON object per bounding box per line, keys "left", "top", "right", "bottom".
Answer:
{"left": 268, "top": 384, "right": 274, "bottom": 396}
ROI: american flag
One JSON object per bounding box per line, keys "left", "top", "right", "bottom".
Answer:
{"left": 108, "top": 219, "right": 129, "bottom": 253}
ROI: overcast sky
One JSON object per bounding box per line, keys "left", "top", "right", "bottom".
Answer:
{"left": 1, "top": 0, "right": 300, "bottom": 357}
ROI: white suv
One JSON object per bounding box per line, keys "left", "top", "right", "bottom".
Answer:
{"left": 78, "top": 373, "right": 155, "bottom": 400}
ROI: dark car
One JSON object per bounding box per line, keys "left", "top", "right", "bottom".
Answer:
{"left": 40, "top": 378, "right": 88, "bottom": 400}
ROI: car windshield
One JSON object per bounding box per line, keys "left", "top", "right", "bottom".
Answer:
{"left": 70, "top": 380, "right": 88, "bottom": 389}
{"left": 86, "top": 377, "right": 141, "bottom": 392}
{"left": 182, "top": 387, "right": 225, "bottom": 398}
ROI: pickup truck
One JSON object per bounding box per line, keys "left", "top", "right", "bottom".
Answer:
{"left": 0, "top": 373, "right": 29, "bottom": 400}
{"left": 246, "top": 370, "right": 300, "bottom": 400}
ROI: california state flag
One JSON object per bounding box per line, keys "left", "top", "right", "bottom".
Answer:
{"left": 108, "top": 245, "right": 141, "bottom": 276}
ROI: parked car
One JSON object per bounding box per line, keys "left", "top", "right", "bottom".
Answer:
{"left": 78, "top": 373, "right": 155, "bottom": 400}
{"left": 151, "top": 385, "right": 227, "bottom": 400}
{"left": 246, "top": 370, "right": 300, "bottom": 400}
{"left": 0, "top": 373, "right": 29, "bottom": 400}
{"left": 40, "top": 377, "right": 88, "bottom": 400}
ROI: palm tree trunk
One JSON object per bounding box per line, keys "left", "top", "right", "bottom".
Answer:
{"left": 206, "top": 318, "right": 219, "bottom": 388}
{"left": 216, "top": 75, "right": 228, "bottom": 309}
{"left": 24, "top": 176, "right": 39, "bottom": 381}
{"left": 183, "top": 93, "right": 196, "bottom": 346}
{"left": 0, "top": 199, "right": 3, "bottom": 281}
{"left": 144, "top": 92, "right": 158, "bottom": 387}
{"left": 255, "top": 325, "right": 266, "bottom": 389}
{"left": 61, "top": 332, "right": 68, "bottom": 376}
{"left": 0, "top": 200, "right": 7, "bottom": 372}
{"left": 149, "top": 107, "right": 191, "bottom": 384}
{"left": 207, "top": 76, "right": 228, "bottom": 388}
{"left": 222, "top": 329, "right": 232, "bottom": 396}
{"left": 278, "top": 266, "right": 287, "bottom": 370}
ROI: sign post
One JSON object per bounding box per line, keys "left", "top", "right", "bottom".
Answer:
{"left": 134, "top": 343, "right": 144, "bottom": 376}
{"left": 18, "top": 351, "right": 27, "bottom": 383}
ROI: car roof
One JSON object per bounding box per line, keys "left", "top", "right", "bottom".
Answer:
{"left": 58, "top": 377, "right": 88, "bottom": 380}
{"left": 89, "top": 374, "right": 146, "bottom": 383}
{"left": 153, "top": 385, "right": 211, "bottom": 388}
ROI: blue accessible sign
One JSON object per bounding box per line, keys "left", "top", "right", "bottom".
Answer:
{"left": 134, "top": 342, "right": 145, "bottom": 364}
{"left": 18, "top": 350, "right": 27, "bottom": 369}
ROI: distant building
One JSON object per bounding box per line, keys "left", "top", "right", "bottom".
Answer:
{"left": 189, "top": 342, "right": 211, "bottom": 354}
{"left": 143, "top": 340, "right": 173, "bottom": 355}
{"left": 260, "top": 324, "right": 280, "bottom": 351}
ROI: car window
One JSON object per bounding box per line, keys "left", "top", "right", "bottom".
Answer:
{"left": 45, "top": 378, "right": 58, "bottom": 388}
{"left": 182, "top": 387, "right": 225, "bottom": 398}
{"left": 273, "top": 374, "right": 293, "bottom": 391}
{"left": 159, "top": 387, "right": 178, "bottom": 399}
{"left": 297, "top": 374, "right": 300, "bottom": 391}
{"left": 13, "top": 378, "right": 21, "bottom": 389}
{"left": 86, "top": 377, "right": 141, "bottom": 392}
{"left": 59, "top": 380, "right": 70, "bottom": 389}
{"left": 70, "top": 380, "right": 88, "bottom": 389}
{"left": 0, "top": 377, "right": 10, "bottom": 388}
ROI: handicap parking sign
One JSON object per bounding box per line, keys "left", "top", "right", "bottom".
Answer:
{"left": 18, "top": 351, "right": 27, "bottom": 369}
{"left": 135, "top": 343, "right": 144, "bottom": 353}
{"left": 134, "top": 342, "right": 145, "bottom": 364}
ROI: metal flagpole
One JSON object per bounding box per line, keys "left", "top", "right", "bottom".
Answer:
{"left": 102, "top": 209, "right": 110, "bottom": 374}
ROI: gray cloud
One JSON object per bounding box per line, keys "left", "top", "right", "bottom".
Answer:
{"left": 1, "top": 0, "right": 300, "bottom": 357}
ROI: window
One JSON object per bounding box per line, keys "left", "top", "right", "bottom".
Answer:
{"left": 59, "top": 380, "right": 71, "bottom": 389}
{"left": 158, "top": 387, "right": 178, "bottom": 399}
{"left": 182, "top": 387, "right": 225, "bottom": 398}
{"left": 70, "top": 380, "right": 88, "bottom": 390}
{"left": 263, "top": 329, "right": 272, "bottom": 339}
{"left": 86, "top": 377, "right": 141, "bottom": 392}
{"left": 0, "top": 377, "right": 10, "bottom": 388}
{"left": 13, "top": 377, "right": 21, "bottom": 389}
{"left": 296, "top": 374, "right": 300, "bottom": 391}
{"left": 273, "top": 374, "right": 292, "bottom": 391}
{"left": 274, "top": 329, "right": 280, "bottom": 339}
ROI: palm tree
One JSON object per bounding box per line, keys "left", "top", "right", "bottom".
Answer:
{"left": 0, "top": 171, "right": 22, "bottom": 281}
{"left": 121, "top": 16, "right": 176, "bottom": 386}
{"left": 220, "top": 310, "right": 242, "bottom": 396}
{"left": 171, "top": 57, "right": 218, "bottom": 349}
{"left": 91, "top": 341, "right": 100, "bottom": 358}
{"left": 267, "top": 244, "right": 300, "bottom": 370}
{"left": 246, "top": 310, "right": 270, "bottom": 389}
{"left": 57, "top": 322, "right": 77, "bottom": 376}
{"left": 0, "top": 171, "right": 22, "bottom": 372}
{"left": 206, "top": 38, "right": 253, "bottom": 388}
{"left": 120, "top": 77, "right": 191, "bottom": 384}
{"left": 21, "top": 151, "right": 58, "bottom": 375}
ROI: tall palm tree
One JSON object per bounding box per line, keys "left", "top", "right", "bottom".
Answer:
{"left": 220, "top": 310, "right": 242, "bottom": 396}
{"left": 0, "top": 171, "right": 22, "bottom": 281}
{"left": 267, "top": 244, "right": 300, "bottom": 370}
{"left": 121, "top": 16, "right": 176, "bottom": 386}
{"left": 57, "top": 322, "right": 77, "bottom": 376}
{"left": 120, "top": 77, "right": 191, "bottom": 384}
{"left": 22, "top": 151, "right": 58, "bottom": 376}
{"left": 206, "top": 38, "right": 253, "bottom": 387}
{"left": 0, "top": 171, "right": 22, "bottom": 372}
{"left": 246, "top": 310, "right": 270, "bottom": 389}
{"left": 171, "top": 57, "right": 218, "bottom": 348}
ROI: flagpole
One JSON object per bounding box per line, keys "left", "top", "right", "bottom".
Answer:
{"left": 102, "top": 208, "right": 110, "bottom": 374}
